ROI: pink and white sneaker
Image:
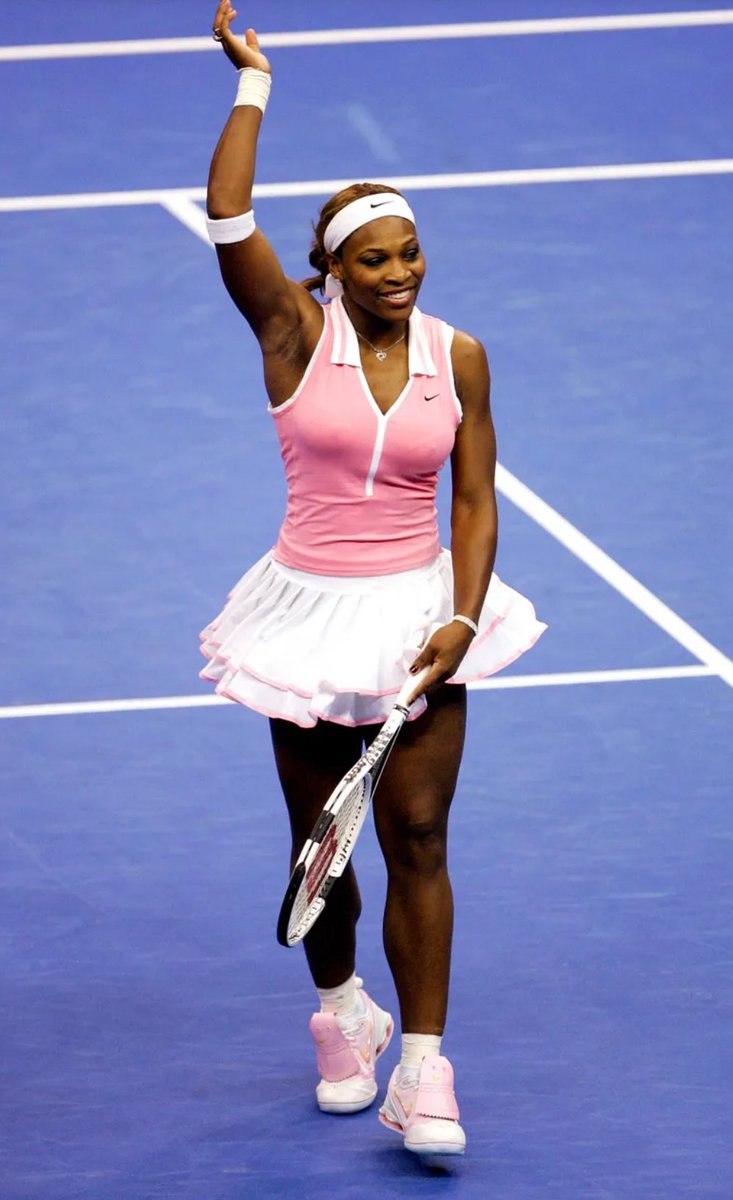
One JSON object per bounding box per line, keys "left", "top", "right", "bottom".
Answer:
{"left": 379, "top": 1055, "right": 466, "bottom": 1155}
{"left": 309, "top": 983, "right": 394, "bottom": 1114}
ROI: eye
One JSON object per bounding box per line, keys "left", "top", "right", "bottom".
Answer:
{"left": 403, "top": 246, "right": 420, "bottom": 260}
{"left": 361, "top": 256, "right": 385, "bottom": 268}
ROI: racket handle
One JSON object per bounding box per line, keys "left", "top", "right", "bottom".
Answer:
{"left": 396, "top": 665, "right": 432, "bottom": 711}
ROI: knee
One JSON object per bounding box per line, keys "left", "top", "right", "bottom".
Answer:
{"left": 382, "top": 810, "right": 449, "bottom": 879}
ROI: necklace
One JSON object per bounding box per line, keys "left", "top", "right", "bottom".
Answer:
{"left": 356, "top": 329, "right": 406, "bottom": 362}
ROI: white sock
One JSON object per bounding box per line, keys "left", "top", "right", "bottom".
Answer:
{"left": 316, "top": 972, "right": 360, "bottom": 1018}
{"left": 400, "top": 1032, "right": 442, "bottom": 1070}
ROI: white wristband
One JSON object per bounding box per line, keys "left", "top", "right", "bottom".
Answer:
{"left": 234, "top": 67, "right": 271, "bottom": 113}
{"left": 205, "top": 210, "right": 256, "bottom": 244}
{"left": 452, "top": 614, "right": 479, "bottom": 637}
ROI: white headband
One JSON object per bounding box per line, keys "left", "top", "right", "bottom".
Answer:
{"left": 322, "top": 193, "right": 416, "bottom": 298}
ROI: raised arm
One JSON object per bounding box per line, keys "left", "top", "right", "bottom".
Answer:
{"left": 207, "top": 3, "right": 322, "bottom": 369}
{"left": 409, "top": 331, "right": 497, "bottom": 692}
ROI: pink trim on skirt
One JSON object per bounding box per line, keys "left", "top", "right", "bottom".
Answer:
{"left": 198, "top": 549, "right": 546, "bottom": 728}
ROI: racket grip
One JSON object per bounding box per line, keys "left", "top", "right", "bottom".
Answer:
{"left": 396, "top": 665, "right": 432, "bottom": 710}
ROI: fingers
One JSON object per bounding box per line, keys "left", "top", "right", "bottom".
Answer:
{"left": 408, "top": 645, "right": 446, "bottom": 689}
{"left": 406, "top": 622, "right": 472, "bottom": 701}
{"left": 409, "top": 647, "right": 433, "bottom": 675}
{"left": 402, "top": 663, "right": 445, "bottom": 709}
{"left": 398, "top": 664, "right": 434, "bottom": 709}
{"left": 212, "top": 4, "right": 270, "bottom": 71}
{"left": 409, "top": 639, "right": 441, "bottom": 686}
{"left": 422, "top": 663, "right": 449, "bottom": 692}
{"left": 212, "top": 1, "right": 238, "bottom": 43}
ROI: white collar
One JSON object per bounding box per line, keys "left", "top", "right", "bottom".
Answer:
{"left": 329, "top": 294, "right": 437, "bottom": 377}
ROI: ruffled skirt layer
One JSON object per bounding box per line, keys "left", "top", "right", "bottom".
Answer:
{"left": 199, "top": 549, "right": 546, "bottom": 727}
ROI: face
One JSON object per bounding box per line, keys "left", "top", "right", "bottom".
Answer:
{"left": 328, "top": 216, "right": 426, "bottom": 320}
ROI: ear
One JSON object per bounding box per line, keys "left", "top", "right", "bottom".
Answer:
{"left": 325, "top": 252, "right": 344, "bottom": 283}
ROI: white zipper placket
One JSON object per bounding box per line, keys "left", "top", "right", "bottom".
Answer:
{"left": 359, "top": 373, "right": 411, "bottom": 498}
{"left": 365, "top": 416, "right": 387, "bottom": 497}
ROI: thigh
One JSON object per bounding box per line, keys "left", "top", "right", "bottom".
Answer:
{"left": 371, "top": 684, "right": 467, "bottom": 842}
{"left": 269, "top": 718, "right": 364, "bottom": 838}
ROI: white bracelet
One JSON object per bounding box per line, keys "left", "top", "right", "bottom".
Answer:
{"left": 233, "top": 67, "right": 271, "bottom": 113}
{"left": 452, "top": 614, "right": 479, "bottom": 637}
{"left": 205, "top": 209, "right": 256, "bottom": 245}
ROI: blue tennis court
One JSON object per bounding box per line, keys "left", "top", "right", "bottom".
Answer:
{"left": 1, "top": 3, "right": 732, "bottom": 1196}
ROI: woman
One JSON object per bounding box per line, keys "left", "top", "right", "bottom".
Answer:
{"left": 200, "top": 3, "right": 545, "bottom": 1157}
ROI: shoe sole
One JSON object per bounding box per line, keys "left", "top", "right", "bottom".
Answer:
{"left": 318, "top": 1083, "right": 378, "bottom": 1114}
{"left": 405, "top": 1140, "right": 466, "bottom": 1156}
{"left": 379, "top": 1110, "right": 466, "bottom": 1155}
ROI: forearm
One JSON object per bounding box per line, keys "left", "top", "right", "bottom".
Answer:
{"left": 207, "top": 104, "right": 262, "bottom": 218}
{"left": 206, "top": 9, "right": 272, "bottom": 219}
{"left": 450, "top": 496, "right": 498, "bottom": 622}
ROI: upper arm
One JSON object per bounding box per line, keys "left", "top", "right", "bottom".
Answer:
{"left": 214, "top": 227, "right": 323, "bottom": 355}
{"left": 450, "top": 330, "right": 497, "bottom": 506}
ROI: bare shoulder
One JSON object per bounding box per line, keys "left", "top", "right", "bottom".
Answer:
{"left": 449, "top": 328, "right": 491, "bottom": 404}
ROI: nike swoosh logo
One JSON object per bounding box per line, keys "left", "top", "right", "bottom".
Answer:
{"left": 370, "top": 201, "right": 391, "bottom": 208}
{"left": 424, "top": 393, "right": 439, "bottom": 401}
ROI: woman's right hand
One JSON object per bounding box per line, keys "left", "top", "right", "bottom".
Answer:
{"left": 212, "top": 2, "right": 271, "bottom": 73}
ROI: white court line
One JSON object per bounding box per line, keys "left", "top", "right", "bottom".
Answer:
{"left": 2, "top": 158, "right": 733, "bottom": 215}
{"left": 470, "top": 665, "right": 714, "bottom": 690}
{"left": 0, "top": 694, "right": 230, "bottom": 720}
{"left": 496, "top": 464, "right": 733, "bottom": 688}
{"left": 0, "top": 666, "right": 716, "bottom": 720}
{"left": 2, "top": 10, "right": 733, "bottom": 61}
{"left": 158, "top": 195, "right": 209, "bottom": 243}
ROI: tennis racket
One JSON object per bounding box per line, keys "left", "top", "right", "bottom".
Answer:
{"left": 276, "top": 667, "right": 431, "bottom": 947}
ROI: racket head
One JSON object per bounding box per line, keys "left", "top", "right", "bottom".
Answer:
{"left": 275, "top": 668, "right": 431, "bottom": 948}
{"left": 276, "top": 769, "right": 374, "bottom": 947}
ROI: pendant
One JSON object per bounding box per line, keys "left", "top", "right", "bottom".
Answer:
{"left": 375, "top": 350, "right": 387, "bottom": 362}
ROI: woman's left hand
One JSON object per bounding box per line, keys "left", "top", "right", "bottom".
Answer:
{"left": 407, "top": 621, "right": 476, "bottom": 699}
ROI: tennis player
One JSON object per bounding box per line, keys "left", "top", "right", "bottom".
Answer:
{"left": 200, "top": 3, "right": 546, "bottom": 1157}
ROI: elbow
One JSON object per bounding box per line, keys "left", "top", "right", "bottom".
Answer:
{"left": 452, "top": 491, "right": 497, "bottom": 525}
{"left": 206, "top": 197, "right": 253, "bottom": 221}
{"left": 206, "top": 175, "right": 253, "bottom": 220}
{"left": 452, "top": 496, "right": 498, "bottom": 542}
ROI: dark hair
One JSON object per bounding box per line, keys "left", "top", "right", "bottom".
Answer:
{"left": 300, "top": 182, "right": 405, "bottom": 293}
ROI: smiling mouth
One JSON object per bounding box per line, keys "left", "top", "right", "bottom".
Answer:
{"left": 379, "top": 287, "right": 415, "bottom": 302}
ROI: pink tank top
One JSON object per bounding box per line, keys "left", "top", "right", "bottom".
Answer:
{"left": 271, "top": 295, "right": 463, "bottom": 576}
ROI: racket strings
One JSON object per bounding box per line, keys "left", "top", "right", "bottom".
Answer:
{"left": 331, "top": 777, "right": 370, "bottom": 873}
{"left": 281, "top": 711, "right": 407, "bottom": 945}
{"left": 288, "top": 778, "right": 367, "bottom": 940}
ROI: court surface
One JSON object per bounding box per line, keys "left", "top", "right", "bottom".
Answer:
{"left": 1, "top": 3, "right": 732, "bottom": 1197}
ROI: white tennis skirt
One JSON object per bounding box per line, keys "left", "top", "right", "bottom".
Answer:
{"left": 199, "top": 549, "right": 546, "bottom": 727}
